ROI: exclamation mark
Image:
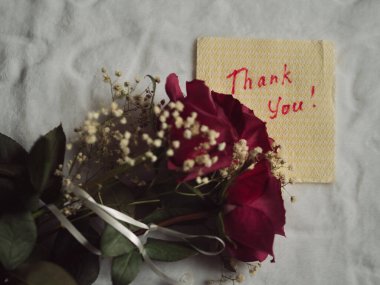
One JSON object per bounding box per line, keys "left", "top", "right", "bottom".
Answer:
{"left": 311, "top": 86, "right": 316, "bottom": 108}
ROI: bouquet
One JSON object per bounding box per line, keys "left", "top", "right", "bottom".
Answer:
{"left": 0, "top": 70, "right": 293, "bottom": 285}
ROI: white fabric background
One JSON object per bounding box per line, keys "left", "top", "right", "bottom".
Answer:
{"left": 1, "top": 0, "right": 380, "bottom": 284}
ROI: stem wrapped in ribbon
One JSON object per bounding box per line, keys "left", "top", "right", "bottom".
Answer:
{"left": 41, "top": 185, "right": 225, "bottom": 285}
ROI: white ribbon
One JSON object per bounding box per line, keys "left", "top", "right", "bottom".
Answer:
{"left": 40, "top": 185, "right": 225, "bottom": 285}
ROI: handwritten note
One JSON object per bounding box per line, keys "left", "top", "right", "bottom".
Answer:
{"left": 196, "top": 37, "right": 335, "bottom": 183}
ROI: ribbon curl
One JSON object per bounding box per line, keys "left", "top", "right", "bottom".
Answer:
{"left": 40, "top": 185, "right": 225, "bottom": 285}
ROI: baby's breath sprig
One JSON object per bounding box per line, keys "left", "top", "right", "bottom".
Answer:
{"left": 59, "top": 69, "right": 163, "bottom": 214}
{"left": 264, "top": 143, "right": 296, "bottom": 203}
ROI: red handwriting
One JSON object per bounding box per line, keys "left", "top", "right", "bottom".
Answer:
{"left": 226, "top": 65, "right": 317, "bottom": 120}
{"left": 226, "top": 64, "right": 292, "bottom": 96}
{"left": 268, "top": 97, "right": 304, "bottom": 119}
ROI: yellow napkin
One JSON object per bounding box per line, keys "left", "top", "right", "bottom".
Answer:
{"left": 196, "top": 37, "right": 335, "bottom": 183}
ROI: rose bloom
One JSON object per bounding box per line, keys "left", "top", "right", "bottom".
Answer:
{"left": 223, "top": 159, "right": 286, "bottom": 262}
{"left": 164, "top": 73, "right": 272, "bottom": 181}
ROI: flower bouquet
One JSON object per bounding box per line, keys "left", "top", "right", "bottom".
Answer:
{"left": 0, "top": 71, "right": 292, "bottom": 285}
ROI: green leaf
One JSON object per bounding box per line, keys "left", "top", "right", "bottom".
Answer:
{"left": 145, "top": 238, "right": 197, "bottom": 262}
{"left": 14, "top": 261, "right": 77, "bottom": 285}
{"left": 51, "top": 221, "right": 100, "bottom": 285}
{"left": 0, "top": 212, "right": 37, "bottom": 270}
{"left": 0, "top": 164, "right": 25, "bottom": 178}
{"left": 100, "top": 181, "right": 135, "bottom": 215}
{"left": 160, "top": 192, "right": 207, "bottom": 211}
{"left": 0, "top": 133, "right": 27, "bottom": 164}
{"left": 142, "top": 208, "right": 195, "bottom": 225}
{"left": 0, "top": 133, "right": 37, "bottom": 213}
{"left": 111, "top": 250, "right": 142, "bottom": 285}
{"left": 27, "top": 124, "right": 66, "bottom": 196}
{"left": 101, "top": 224, "right": 135, "bottom": 257}
{"left": 0, "top": 176, "right": 37, "bottom": 213}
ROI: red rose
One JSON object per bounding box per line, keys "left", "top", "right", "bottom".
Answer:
{"left": 164, "top": 74, "right": 272, "bottom": 181}
{"left": 223, "top": 159, "right": 286, "bottom": 262}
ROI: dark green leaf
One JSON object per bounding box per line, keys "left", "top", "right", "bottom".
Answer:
{"left": 27, "top": 124, "right": 66, "bottom": 198}
{"left": 101, "top": 224, "right": 135, "bottom": 257}
{"left": 145, "top": 238, "right": 197, "bottom": 262}
{"left": 51, "top": 221, "right": 100, "bottom": 285}
{"left": 0, "top": 176, "right": 37, "bottom": 214}
{"left": 0, "top": 133, "right": 37, "bottom": 213}
{"left": 111, "top": 250, "right": 142, "bottom": 285}
{"left": 0, "top": 133, "right": 27, "bottom": 164}
{"left": 100, "top": 181, "right": 135, "bottom": 215}
{"left": 160, "top": 192, "right": 207, "bottom": 210}
{"left": 0, "top": 164, "right": 25, "bottom": 178}
{"left": 14, "top": 261, "right": 77, "bottom": 285}
{"left": 142, "top": 208, "right": 195, "bottom": 225}
{"left": 0, "top": 212, "right": 37, "bottom": 270}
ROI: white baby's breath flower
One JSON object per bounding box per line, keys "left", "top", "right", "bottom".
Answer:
{"left": 153, "top": 139, "right": 162, "bottom": 147}
{"left": 101, "top": 108, "right": 109, "bottom": 115}
{"left": 183, "top": 159, "right": 195, "bottom": 172}
{"left": 111, "top": 102, "right": 118, "bottom": 110}
{"left": 202, "top": 177, "right": 209, "bottom": 184}
{"left": 113, "top": 109, "right": 123, "bottom": 117}
{"left": 120, "top": 139, "right": 129, "bottom": 147}
{"left": 172, "top": 140, "right": 180, "bottom": 149}
{"left": 85, "top": 135, "right": 97, "bottom": 144}
{"left": 175, "top": 101, "right": 184, "bottom": 112}
{"left": 157, "top": 130, "right": 165, "bottom": 138}
{"left": 236, "top": 274, "right": 245, "bottom": 283}
{"left": 124, "top": 157, "right": 135, "bottom": 166}
{"left": 124, "top": 131, "right": 131, "bottom": 139}
{"left": 161, "top": 122, "right": 168, "bottom": 130}
{"left": 183, "top": 129, "right": 192, "bottom": 139}
{"left": 172, "top": 110, "right": 180, "bottom": 118}
{"left": 175, "top": 117, "right": 184, "bottom": 128}
{"left": 168, "top": 102, "right": 176, "bottom": 109}
{"left": 153, "top": 105, "right": 161, "bottom": 115}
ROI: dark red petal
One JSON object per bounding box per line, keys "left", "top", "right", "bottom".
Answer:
{"left": 224, "top": 206, "right": 275, "bottom": 260}
{"left": 165, "top": 73, "right": 184, "bottom": 101}
{"left": 186, "top": 80, "right": 216, "bottom": 113}
{"left": 227, "top": 160, "right": 271, "bottom": 206}
{"left": 211, "top": 91, "right": 272, "bottom": 152}
{"left": 249, "top": 175, "right": 286, "bottom": 236}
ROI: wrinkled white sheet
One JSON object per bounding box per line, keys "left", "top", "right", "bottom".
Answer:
{"left": 1, "top": 0, "right": 380, "bottom": 284}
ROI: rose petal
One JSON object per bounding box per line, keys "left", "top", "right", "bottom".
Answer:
{"left": 249, "top": 175, "right": 286, "bottom": 236}
{"left": 226, "top": 241, "right": 269, "bottom": 262}
{"left": 227, "top": 160, "right": 271, "bottom": 206}
{"left": 186, "top": 79, "right": 216, "bottom": 113}
{"left": 165, "top": 73, "right": 184, "bottom": 101}
{"left": 224, "top": 206, "right": 275, "bottom": 260}
{"left": 211, "top": 91, "right": 272, "bottom": 151}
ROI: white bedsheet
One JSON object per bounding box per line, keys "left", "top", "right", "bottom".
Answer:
{"left": 1, "top": 0, "right": 379, "bottom": 284}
